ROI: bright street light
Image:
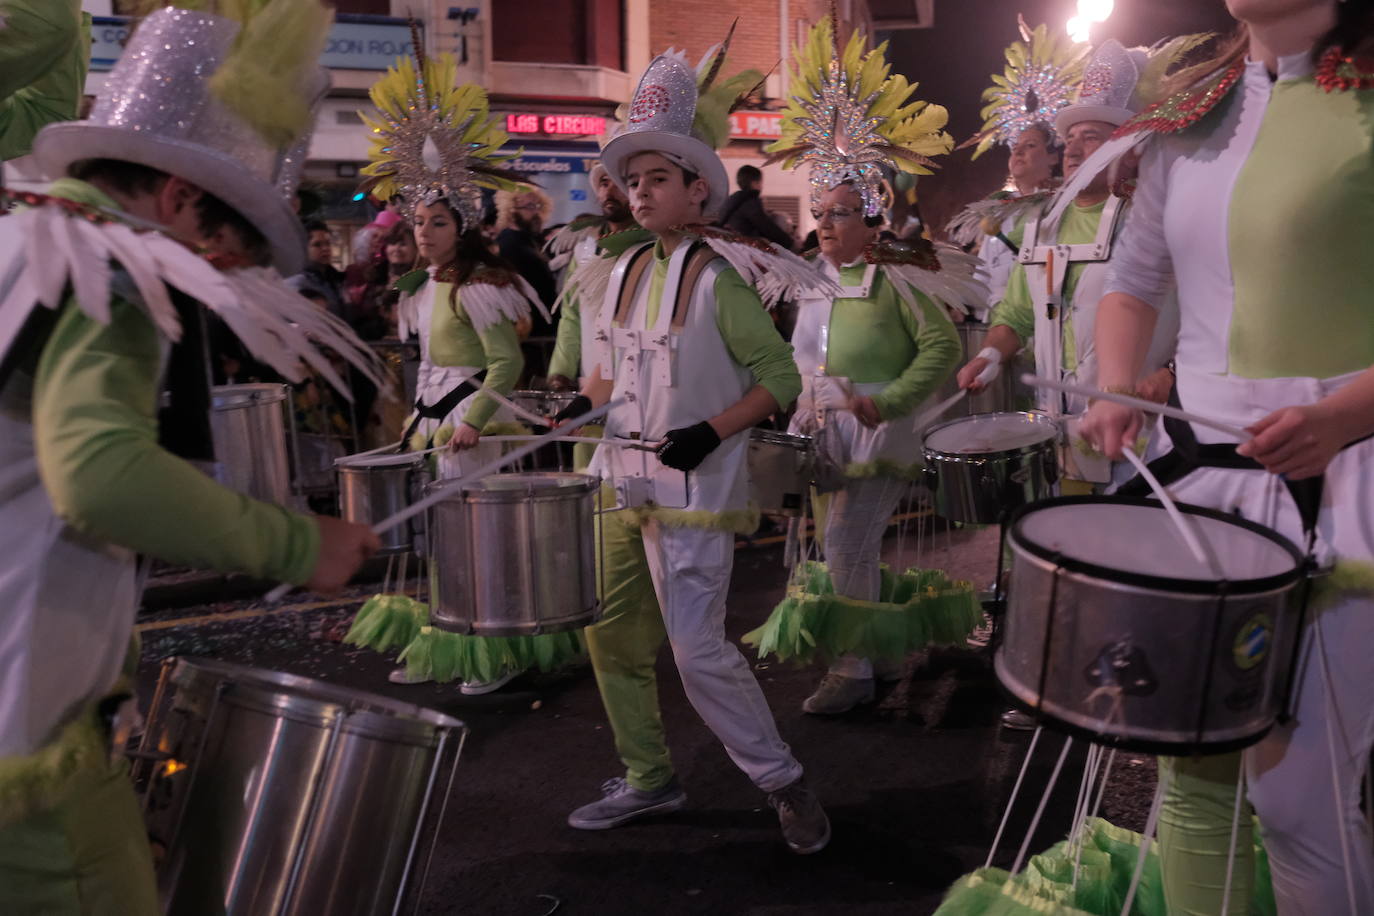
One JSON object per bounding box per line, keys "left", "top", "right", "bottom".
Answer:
{"left": 1077, "top": 0, "right": 1114, "bottom": 22}
{"left": 1066, "top": 15, "right": 1091, "bottom": 43}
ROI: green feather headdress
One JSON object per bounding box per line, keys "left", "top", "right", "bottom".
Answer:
{"left": 764, "top": 16, "right": 952, "bottom": 218}
{"left": 358, "top": 43, "right": 522, "bottom": 229}
{"left": 961, "top": 18, "right": 1090, "bottom": 160}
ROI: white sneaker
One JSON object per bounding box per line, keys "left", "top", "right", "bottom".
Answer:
{"left": 801, "top": 673, "right": 875, "bottom": 715}
{"left": 388, "top": 666, "right": 432, "bottom": 685}
{"left": 459, "top": 669, "right": 519, "bottom": 696}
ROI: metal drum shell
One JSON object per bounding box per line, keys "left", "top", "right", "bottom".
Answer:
{"left": 511, "top": 389, "right": 577, "bottom": 418}
{"left": 934, "top": 322, "right": 1023, "bottom": 418}
{"left": 747, "top": 429, "right": 813, "bottom": 517}
{"left": 996, "top": 496, "right": 1305, "bottom": 755}
{"left": 427, "top": 472, "right": 600, "bottom": 637}
{"left": 148, "top": 658, "right": 465, "bottom": 916}
{"left": 335, "top": 453, "right": 430, "bottom": 556}
{"left": 922, "top": 411, "right": 1059, "bottom": 525}
{"left": 210, "top": 384, "right": 292, "bottom": 506}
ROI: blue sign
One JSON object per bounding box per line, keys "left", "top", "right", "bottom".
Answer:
{"left": 570, "top": 189, "right": 588, "bottom": 201}
{"left": 507, "top": 155, "right": 593, "bottom": 176}
{"left": 88, "top": 14, "right": 420, "bottom": 73}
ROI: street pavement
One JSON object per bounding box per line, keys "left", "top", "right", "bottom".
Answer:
{"left": 135, "top": 515, "right": 1156, "bottom": 915}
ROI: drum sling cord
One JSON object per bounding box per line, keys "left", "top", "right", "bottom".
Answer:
{"left": 397, "top": 369, "right": 489, "bottom": 452}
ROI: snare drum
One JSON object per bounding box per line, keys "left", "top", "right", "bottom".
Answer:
{"left": 922, "top": 411, "right": 1059, "bottom": 524}
{"left": 335, "top": 451, "right": 431, "bottom": 555}
{"left": 748, "top": 429, "right": 814, "bottom": 517}
{"left": 428, "top": 472, "right": 600, "bottom": 636}
{"left": 998, "top": 496, "right": 1304, "bottom": 754}
{"left": 511, "top": 389, "right": 577, "bottom": 419}
{"left": 933, "top": 322, "right": 1023, "bottom": 418}
{"left": 210, "top": 384, "right": 291, "bottom": 505}
{"left": 138, "top": 657, "right": 465, "bottom": 916}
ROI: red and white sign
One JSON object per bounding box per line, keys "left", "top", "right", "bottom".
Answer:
{"left": 505, "top": 113, "right": 607, "bottom": 136}
{"left": 728, "top": 111, "right": 784, "bottom": 140}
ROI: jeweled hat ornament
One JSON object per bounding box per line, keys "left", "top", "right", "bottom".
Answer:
{"left": 32, "top": 1, "right": 332, "bottom": 275}
{"left": 1055, "top": 38, "right": 1151, "bottom": 134}
{"left": 765, "top": 13, "right": 953, "bottom": 219}
{"left": 359, "top": 31, "right": 524, "bottom": 231}
{"left": 961, "top": 17, "right": 1090, "bottom": 159}
{"left": 600, "top": 23, "right": 764, "bottom": 216}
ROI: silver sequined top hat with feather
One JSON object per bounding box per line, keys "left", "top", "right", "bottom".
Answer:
{"left": 1055, "top": 39, "right": 1149, "bottom": 136}
{"left": 32, "top": 6, "right": 328, "bottom": 275}
{"left": 600, "top": 51, "right": 729, "bottom": 215}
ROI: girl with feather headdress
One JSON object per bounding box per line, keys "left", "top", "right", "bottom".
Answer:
{"left": 740, "top": 14, "right": 985, "bottom": 717}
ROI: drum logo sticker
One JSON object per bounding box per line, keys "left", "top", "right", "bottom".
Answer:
{"left": 1084, "top": 639, "right": 1157, "bottom": 696}
{"left": 1232, "top": 613, "right": 1272, "bottom": 672}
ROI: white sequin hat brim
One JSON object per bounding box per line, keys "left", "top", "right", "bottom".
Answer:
{"left": 1054, "top": 103, "right": 1134, "bottom": 137}
{"left": 600, "top": 130, "right": 729, "bottom": 218}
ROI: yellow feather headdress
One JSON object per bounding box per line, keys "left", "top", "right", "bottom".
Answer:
{"left": 764, "top": 16, "right": 953, "bottom": 218}
{"left": 962, "top": 18, "right": 1091, "bottom": 159}
{"left": 358, "top": 43, "right": 522, "bottom": 229}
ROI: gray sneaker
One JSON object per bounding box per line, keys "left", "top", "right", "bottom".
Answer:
{"left": 801, "top": 673, "right": 875, "bottom": 715}
{"left": 768, "top": 778, "right": 830, "bottom": 854}
{"left": 567, "top": 777, "right": 686, "bottom": 830}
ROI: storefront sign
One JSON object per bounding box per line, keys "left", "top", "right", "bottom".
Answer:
{"left": 88, "top": 14, "right": 418, "bottom": 72}
{"left": 507, "top": 155, "right": 593, "bottom": 175}
{"left": 729, "top": 111, "right": 784, "bottom": 140}
{"left": 505, "top": 114, "right": 607, "bottom": 136}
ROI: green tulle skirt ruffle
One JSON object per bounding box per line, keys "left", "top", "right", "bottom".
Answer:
{"left": 933, "top": 817, "right": 1276, "bottom": 916}
{"left": 343, "top": 593, "right": 431, "bottom": 653}
{"left": 742, "top": 562, "right": 982, "bottom": 664}
{"left": 398, "top": 626, "right": 586, "bottom": 683}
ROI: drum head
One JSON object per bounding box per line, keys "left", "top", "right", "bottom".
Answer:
{"left": 1011, "top": 495, "right": 1303, "bottom": 592}
{"left": 924, "top": 411, "right": 1057, "bottom": 455}
{"left": 335, "top": 451, "right": 425, "bottom": 468}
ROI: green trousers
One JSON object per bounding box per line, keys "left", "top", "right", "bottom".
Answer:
{"left": 0, "top": 756, "right": 159, "bottom": 915}
{"left": 1158, "top": 752, "right": 1253, "bottom": 915}
{"left": 583, "top": 507, "right": 674, "bottom": 792}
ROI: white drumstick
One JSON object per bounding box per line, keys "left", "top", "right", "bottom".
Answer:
{"left": 911, "top": 388, "right": 967, "bottom": 433}
{"left": 1021, "top": 373, "right": 1251, "bottom": 441}
{"left": 1121, "top": 447, "right": 1223, "bottom": 577}
{"left": 264, "top": 400, "right": 621, "bottom": 603}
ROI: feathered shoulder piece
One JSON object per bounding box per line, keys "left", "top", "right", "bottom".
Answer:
{"left": 864, "top": 237, "right": 989, "bottom": 315}
{"left": 555, "top": 227, "right": 655, "bottom": 318}
{"left": 960, "top": 18, "right": 1089, "bottom": 159}
{"left": 457, "top": 266, "right": 549, "bottom": 334}
{"left": 765, "top": 15, "right": 952, "bottom": 218}
{"left": 678, "top": 225, "right": 841, "bottom": 309}
{"left": 545, "top": 215, "right": 607, "bottom": 260}
{"left": 945, "top": 188, "right": 1054, "bottom": 248}
{"left": 0, "top": 189, "right": 385, "bottom": 398}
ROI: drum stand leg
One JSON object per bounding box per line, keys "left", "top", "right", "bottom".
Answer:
{"left": 1010, "top": 732, "right": 1073, "bottom": 876}
{"left": 1119, "top": 764, "right": 1171, "bottom": 916}
{"left": 394, "top": 726, "right": 468, "bottom": 916}
{"left": 1220, "top": 756, "right": 1247, "bottom": 916}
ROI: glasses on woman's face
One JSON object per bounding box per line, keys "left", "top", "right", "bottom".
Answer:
{"left": 811, "top": 206, "right": 858, "bottom": 223}
{"left": 514, "top": 203, "right": 541, "bottom": 212}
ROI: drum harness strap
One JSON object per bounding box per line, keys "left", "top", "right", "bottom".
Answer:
{"left": 1115, "top": 388, "right": 1366, "bottom": 722}
{"left": 397, "top": 368, "right": 488, "bottom": 451}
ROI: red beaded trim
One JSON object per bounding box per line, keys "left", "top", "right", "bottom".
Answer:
{"left": 1111, "top": 61, "right": 1245, "bottom": 139}
{"left": 1315, "top": 46, "right": 1374, "bottom": 92}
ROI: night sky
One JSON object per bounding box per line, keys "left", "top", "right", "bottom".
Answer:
{"left": 881, "top": 0, "right": 1239, "bottom": 232}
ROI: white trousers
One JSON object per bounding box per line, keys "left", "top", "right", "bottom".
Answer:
{"left": 821, "top": 475, "right": 909, "bottom": 681}
{"left": 640, "top": 519, "right": 804, "bottom": 792}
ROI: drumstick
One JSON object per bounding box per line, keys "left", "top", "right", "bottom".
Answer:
{"left": 911, "top": 388, "right": 966, "bottom": 432}
{"left": 475, "top": 385, "right": 554, "bottom": 427}
{"left": 263, "top": 400, "right": 622, "bottom": 604}
{"left": 1020, "top": 374, "right": 1252, "bottom": 441}
{"left": 1122, "top": 448, "right": 1223, "bottom": 577}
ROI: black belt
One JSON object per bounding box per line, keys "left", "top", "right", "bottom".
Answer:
{"left": 398, "top": 369, "right": 487, "bottom": 451}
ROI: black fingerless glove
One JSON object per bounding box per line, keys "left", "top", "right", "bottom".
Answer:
{"left": 656, "top": 421, "right": 721, "bottom": 471}
{"left": 553, "top": 394, "right": 593, "bottom": 423}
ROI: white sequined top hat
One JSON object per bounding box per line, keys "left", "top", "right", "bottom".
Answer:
{"left": 600, "top": 51, "right": 730, "bottom": 215}
{"left": 32, "top": 6, "right": 329, "bottom": 275}
{"left": 1055, "top": 39, "right": 1150, "bottom": 135}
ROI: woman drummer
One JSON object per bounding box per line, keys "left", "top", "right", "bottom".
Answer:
{"left": 1081, "top": 1, "right": 1374, "bottom": 911}
{"left": 745, "top": 20, "right": 984, "bottom": 715}
{"left": 344, "top": 52, "right": 578, "bottom": 696}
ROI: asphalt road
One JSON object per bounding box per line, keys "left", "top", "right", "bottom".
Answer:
{"left": 135, "top": 518, "right": 1156, "bottom": 916}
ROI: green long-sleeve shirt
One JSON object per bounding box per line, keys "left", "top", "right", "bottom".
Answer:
{"left": 547, "top": 227, "right": 655, "bottom": 382}
{"left": 423, "top": 283, "right": 523, "bottom": 430}
{"left": 31, "top": 180, "right": 319, "bottom": 584}
{"left": 0, "top": 0, "right": 88, "bottom": 160}
{"left": 642, "top": 244, "right": 802, "bottom": 409}
{"left": 989, "top": 199, "right": 1106, "bottom": 372}
{"left": 825, "top": 263, "right": 962, "bottom": 420}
